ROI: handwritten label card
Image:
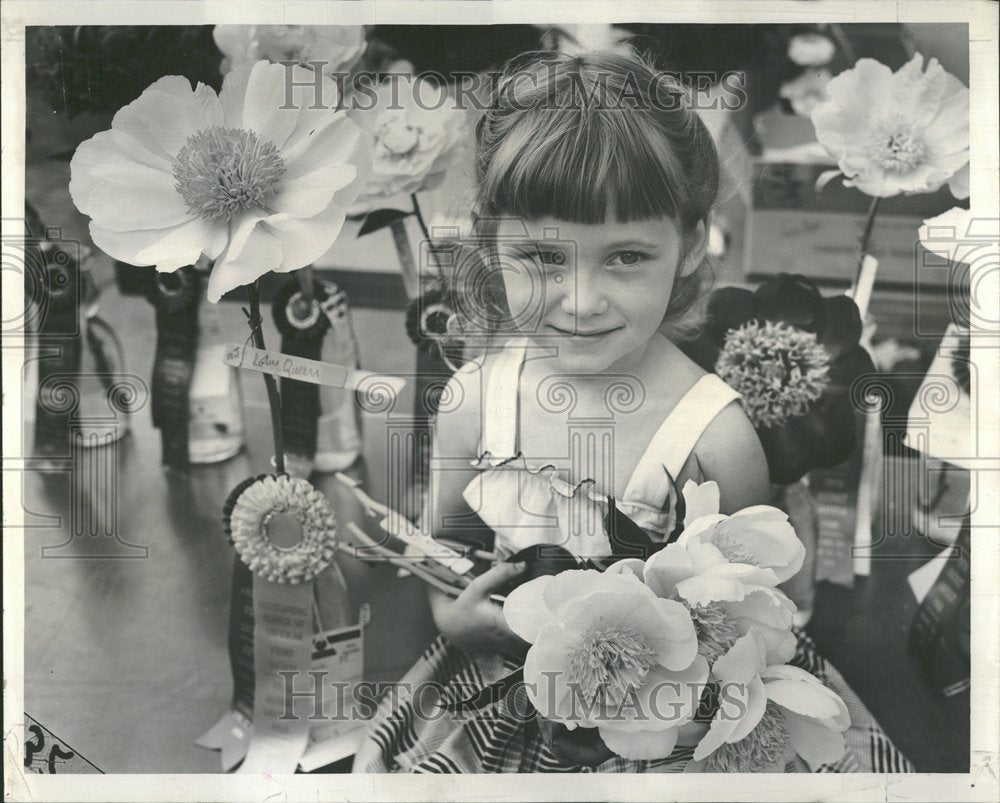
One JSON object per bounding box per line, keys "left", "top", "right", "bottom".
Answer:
{"left": 222, "top": 344, "right": 406, "bottom": 397}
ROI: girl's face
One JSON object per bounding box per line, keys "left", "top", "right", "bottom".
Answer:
{"left": 495, "top": 215, "right": 700, "bottom": 374}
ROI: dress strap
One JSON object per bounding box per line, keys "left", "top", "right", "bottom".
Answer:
{"left": 622, "top": 373, "right": 741, "bottom": 508}
{"left": 478, "top": 338, "right": 529, "bottom": 458}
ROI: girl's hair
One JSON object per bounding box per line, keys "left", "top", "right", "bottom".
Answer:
{"left": 447, "top": 48, "right": 721, "bottom": 346}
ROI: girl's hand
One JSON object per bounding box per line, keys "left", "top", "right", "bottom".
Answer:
{"left": 429, "top": 562, "right": 529, "bottom": 657}
{"left": 536, "top": 717, "right": 614, "bottom": 768}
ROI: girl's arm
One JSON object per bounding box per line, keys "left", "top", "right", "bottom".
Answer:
{"left": 693, "top": 401, "right": 771, "bottom": 513}
{"left": 422, "top": 360, "right": 528, "bottom": 656}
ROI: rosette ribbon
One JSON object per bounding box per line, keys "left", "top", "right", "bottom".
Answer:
{"left": 219, "top": 473, "right": 339, "bottom": 773}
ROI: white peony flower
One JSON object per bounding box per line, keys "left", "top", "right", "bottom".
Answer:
{"left": 788, "top": 33, "right": 836, "bottom": 67}
{"left": 213, "top": 25, "right": 367, "bottom": 78}
{"left": 684, "top": 632, "right": 850, "bottom": 772}
{"left": 349, "top": 78, "right": 467, "bottom": 215}
{"left": 70, "top": 61, "right": 371, "bottom": 302}
{"left": 779, "top": 69, "right": 832, "bottom": 117}
{"left": 810, "top": 53, "right": 970, "bottom": 198}
{"left": 608, "top": 481, "right": 801, "bottom": 666}
{"left": 503, "top": 569, "right": 708, "bottom": 760}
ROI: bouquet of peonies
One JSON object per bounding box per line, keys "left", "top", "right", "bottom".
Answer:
{"left": 499, "top": 481, "right": 850, "bottom": 772}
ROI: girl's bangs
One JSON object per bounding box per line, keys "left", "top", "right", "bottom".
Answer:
{"left": 483, "top": 109, "right": 681, "bottom": 225}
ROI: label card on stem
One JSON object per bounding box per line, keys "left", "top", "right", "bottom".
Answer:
{"left": 223, "top": 344, "right": 406, "bottom": 396}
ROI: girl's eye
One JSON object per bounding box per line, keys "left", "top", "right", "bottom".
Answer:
{"left": 608, "top": 251, "right": 646, "bottom": 267}
{"left": 537, "top": 250, "right": 566, "bottom": 266}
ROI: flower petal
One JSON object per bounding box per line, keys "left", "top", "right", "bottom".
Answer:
{"left": 635, "top": 657, "right": 709, "bottom": 727}
{"left": 753, "top": 274, "right": 824, "bottom": 333}
{"left": 763, "top": 674, "right": 849, "bottom": 726}
{"left": 502, "top": 575, "right": 554, "bottom": 644}
{"left": 90, "top": 216, "right": 226, "bottom": 271}
{"left": 642, "top": 543, "right": 694, "bottom": 598}
{"left": 712, "top": 631, "right": 765, "bottom": 685}
{"left": 207, "top": 212, "right": 283, "bottom": 301}
{"left": 241, "top": 61, "right": 319, "bottom": 150}
{"left": 522, "top": 624, "right": 578, "bottom": 724}
{"left": 948, "top": 162, "right": 970, "bottom": 200}
{"left": 727, "top": 675, "right": 769, "bottom": 743}
{"left": 676, "top": 573, "right": 747, "bottom": 607}
{"left": 599, "top": 724, "right": 679, "bottom": 760}
{"left": 542, "top": 569, "right": 644, "bottom": 620}
{"left": 817, "top": 294, "right": 863, "bottom": 361}
{"left": 111, "top": 76, "right": 223, "bottom": 161}
{"left": 604, "top": 558, "right": 645, "bottom": 581}
{"left": 782, "top": 710, "right": 847, "bottom": 769}
{"left": 73, "top": 160, "right": 193, "bottom": 231}
{"left": 682, "top": 480, "right": 720, "bottom": 526}
{"left": 716, "top": 507, "right": 804, "bottom": 583}
{"left": 263, "top": 202, "right": 349, "bottom": 274}
{"left": 271, "top": 164, "right": 356, "bottom": 218}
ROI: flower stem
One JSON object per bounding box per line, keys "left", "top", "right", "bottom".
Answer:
{"left": 246, "top": 281, "right": 285, "bottom": 474}
{"left": 411, "top": 193, "right": 440, "bottom": 274}
{"left": 853, "top": 195, "right": 881, "bottom": 292}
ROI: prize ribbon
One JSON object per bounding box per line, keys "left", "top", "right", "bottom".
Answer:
{"left": 149, "top": 266, "right": 201, "bottom": 467}
{"left": 272, "top": 276, "right": 331, "bottom": 462}
{"left": 221, "top": 473, "right": 339, "bottom": 773}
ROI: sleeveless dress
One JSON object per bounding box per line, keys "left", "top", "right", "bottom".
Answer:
{"left": 353, "top": 339, "right": 911, "bottom": 773}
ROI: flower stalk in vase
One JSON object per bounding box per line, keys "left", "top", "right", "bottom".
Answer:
{"left": 245, "top": 280, "right": 285, "bottom": 475}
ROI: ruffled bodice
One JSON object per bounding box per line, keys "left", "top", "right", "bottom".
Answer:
{"left": 459, "top": 339, "right": 741, "bottom": 559}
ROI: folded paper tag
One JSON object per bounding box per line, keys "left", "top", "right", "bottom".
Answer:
{"left": 223, "top": 344, "right": 406, "bottom": 397}
{"left": 237, "top": 578, "right": 314, "bottom": 775}
{"left": 297, "top": 621, "right": 367, "bottom": 772}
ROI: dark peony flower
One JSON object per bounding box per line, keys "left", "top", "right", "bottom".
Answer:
{"left": 682, "top": 273, "right": 875, "bottom": 485}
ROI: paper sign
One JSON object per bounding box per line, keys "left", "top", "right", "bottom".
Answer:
{"left": 237, "top": 579, "right": 314, "bottom": 775}
{"left": 222, "top": 344, "right": 406, "bottom": 397}
{"left": 297, "top": 622, "right": 367, "bottom": 772}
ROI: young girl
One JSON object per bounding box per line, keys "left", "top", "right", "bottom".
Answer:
{"left": 354, "top": 49, "right": 907, "bottom": 774}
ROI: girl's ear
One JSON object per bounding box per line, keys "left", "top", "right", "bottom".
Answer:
{"left": 678, "top": 218, "right": 709, "bottom": 278}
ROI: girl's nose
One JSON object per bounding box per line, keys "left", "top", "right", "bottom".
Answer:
{"left": 560, "top": 268, "right": 609, "bottom": 318}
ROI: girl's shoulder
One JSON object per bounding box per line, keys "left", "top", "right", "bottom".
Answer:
{"left": 652, "top": 337, "right": 770, "bottom": 510}
{"left": 433, "top": 344, "right": 514, "bottom": 457}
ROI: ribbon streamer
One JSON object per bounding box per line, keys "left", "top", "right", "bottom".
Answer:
{"left": 150, "top": 266, "right": 201, "bottom": 467}
{"left": 272, "top": 275, "right": 330, "bottom": 463}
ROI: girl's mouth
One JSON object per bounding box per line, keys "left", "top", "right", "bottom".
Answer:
{"left": 546, "top": 324, "right": 623, "bottom": 339}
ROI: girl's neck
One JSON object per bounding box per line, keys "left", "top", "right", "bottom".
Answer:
{"left": 528, "top": 331, "right": 674, "bottom": 382}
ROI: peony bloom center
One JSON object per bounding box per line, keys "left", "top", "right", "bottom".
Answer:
{"left": 173, "top": 126, "right": 286, "bottom": 220}
{"left": 687, "top": 602, "right": 740, "bottom": 664}
{"left": 704, "top": 702, "right": 790, "bottom": 772}
{"left": 379, "top": 118, "right": 421, "bottom": 157}
{"left": 868, "top": 118, "right": 928, "bottom": 174}
{"left": 568, "top": 624, "right": 657, "bottom": 708}
{"left": 713, "top": 531, "right": 759, "bottom": 566}
{"left": 716, "top": 321, "right": 831, "bottom": 428}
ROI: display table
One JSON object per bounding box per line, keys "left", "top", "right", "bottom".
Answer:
{"left": 20, "top": 282, "right": 967, "bottom": 773}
